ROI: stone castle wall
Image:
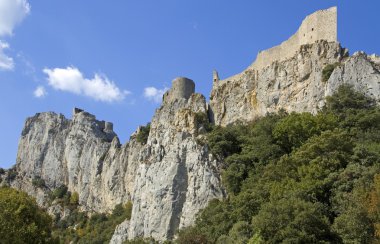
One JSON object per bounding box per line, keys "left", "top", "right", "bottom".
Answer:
{"left": 163, "top": 77, "right": 195, "bottom": 103}
{"left": 250, "top": 7, "right": 337, "bottom": 71}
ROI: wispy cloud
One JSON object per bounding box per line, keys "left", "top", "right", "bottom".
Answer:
{"left": 0, "top": 0, "right": 30, "bottom": 71}
{"left": 43, "top": 66, "right": 130, "bottom": 102}
{"left": 0, "top": 41, "right": 14, "bottom": 70}
{"left": 34, "top": 86, "right": 47, "bottom": 98}
{"left": 17, "top": 52, "right": 36, "bottom": 77}
{"left": 143, "top": 86, "right": 168, "bottom": 103}
{"left": 0, "top": 0, "right": 30, "bottom": 36}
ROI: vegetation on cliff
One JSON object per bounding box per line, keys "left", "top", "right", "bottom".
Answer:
{"left": 2, "top": 85, "right": 380, "bottom": 243}
{"left": 0, "top": 187, "right": 54, "bottom": 243}
{"left": 136, "top": 123, "right": 151, "bottom": 144}
{"left": 177, "top": 85, "right": 380, "bottom": 243}
{"left": 53, "top": 201, "right": 133, "bottom": 243}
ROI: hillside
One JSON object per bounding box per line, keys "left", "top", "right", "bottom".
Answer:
{"left": 1, "top": 6, "right": 380, "bottom": 243}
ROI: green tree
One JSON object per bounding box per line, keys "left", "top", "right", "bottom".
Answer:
{"left": 225, "top": 221, "right": 251, "bottom": 243}
{"left": 252, "top": 197, "right": 337, "bottom": 243}
{"left": 136, "top": 123, "right": 151, "bottom": 144}
{"left": 0, "top": 187, "right": 53, "bottom": 243}
{"left": 32, "top": 176, "right": 46, "bottom": 188}
{"left": 332, "top": 206, "right": 373, "bottom": 244}
{"left": 70, "top": 191, "right": 79, "bottom": 205}
{"left": 325, "top": 84, "right": 376, "bottom": 114}
{"left": 207, "top": 125, "right": 243, "bottom": 159}
{"left": 322, "top": 62, "right": 340, "bottom": 83}
{"left": 176, "top": 226, "right": 209, "bottom": 244}
{"left": 194, "top": 199, "right": 235, "bottom": 242}
{"left": 273, "top": 112, "right": 337, "bottom": 153}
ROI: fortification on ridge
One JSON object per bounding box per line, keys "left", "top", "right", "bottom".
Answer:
{"left": 250, "top": 7, "right": 337, "bottom": 71}
{"left": 163, "top": 77, "right": 195, "bottom": 103}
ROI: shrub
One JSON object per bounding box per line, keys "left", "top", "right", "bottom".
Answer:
{"left": 188, "top": 85, "right": 380, "bottom": 243}
{"left": 6, "top": 167, "right": 18, "bottom": 182}
{"left": 70, "top": 192, "right": 79, "bottom": 205}
{"left": 0, "top": 187, "right": 54, "bottom": 243}
{"left": 0, "top": 168, "right": 5, "bottom": 175}
{"left": 194, "top": 112, "right": 213, "bottom": 133}
{"left": 124, "top": 201, "right": 133, "bottom": 220}
{"left": 176, "top": 226, "right": 209, "bottom": 244}
{"left": 325, "top": 84, "right": 376, "bottom": 113}
{"left": 32, "top": 177, "right": 46, "bottom": 188}
{"left": 207, "top": 125, "right": 242, "bottom": 159}
{"left": 136, "top": 123, "right": 151, "bottom": 144}
{"left": 124, "top": 238, "right": 159, "bottom": 244}
{"left": 51, "top": 185, "right": 68, "bottom": 200}
{"left": 322, "top": 62, "right": 340, "bottom": 83}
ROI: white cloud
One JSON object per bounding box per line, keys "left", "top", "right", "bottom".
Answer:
{"left": 0, "top": 41, "right": 14, "bottom": 70}
{"left": 0, "top": 0, "right": 30, "bottom": 36}
{"left": 143, "top": 86, "right": 168, "bottom": 103}
{"left": 0, "top": 0, "right": 30, "bottom": 71}
{"left": 43, "top": 66, "right": 130, "bottom": 102}
{"left": 34, "top": 86, "right": 47, "bottom": 98}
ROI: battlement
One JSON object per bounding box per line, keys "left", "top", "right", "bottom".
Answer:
{"left": 73, "top": 107, "right": 84, "bottom": 116}
{"left": 213, "top": 70, "right": 220, "bottom": 83}
{"left": 163, "top": 77, "right": 195, "bottom": 103}
{"left": 250, "top": 7, "right": 337, "bottom": 71}
{"left": 72, "top": 107, "right": 114, "bottom": 133}
{"left": 96, "top": 120, "right": 113, "bottom": 132}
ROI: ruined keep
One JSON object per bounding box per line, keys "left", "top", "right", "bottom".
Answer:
{"left": 250, "top": 6, "right": 337, "bottom": 71}
{"left": 210, "top": 6, "right": 380, "bottom": 127}
{"left": 213, "top": 70, "right": 220, "bottom": 83}
{"left": 7, "top": 5, "right": 380, "bottom": 243}
{"left": 73, "top": 107, "right": 84, "bottom": 115}
{"left": 163, "top": 77, "right": 195, "bottom": 103}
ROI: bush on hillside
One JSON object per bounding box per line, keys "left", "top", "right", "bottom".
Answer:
{"left": 136, "top": 123, "right": 151, "bottom": 144}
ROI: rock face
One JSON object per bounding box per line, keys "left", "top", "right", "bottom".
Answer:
{"left": 210, "top": 41, "right": 345, "bottom": 126}
{"left": 209, "top": 7, "right": 380, "bottom": 127}
{"left": 110, "top": 219, "right": 130, "bottom": 244}
{"left": 326, "top": 52, "right": 380, "bottom": 98}
{"left": 127, "top": 83, "right": 225, "bottom": 240}
{"left": 12, "top": 77, "right": 225, "bottom": 242}
{"left": 8, "top": 6, "right": 380, "bottom": 243}
{"left": 210, "top": 41, "right": 380, "bottom": 126}
{"left": 13, "top": 111, "right": 141, "bottom": 212}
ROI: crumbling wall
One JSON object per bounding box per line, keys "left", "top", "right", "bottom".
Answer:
{"left": 163, "top": 77, "right": 195, "bottom": 103}
{"left": 250, "top": 7, "right": 337, "bottom": 71}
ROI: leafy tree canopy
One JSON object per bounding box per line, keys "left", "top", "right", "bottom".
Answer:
{"left": 0, "top": 187, "right": 53, "bottom": 244}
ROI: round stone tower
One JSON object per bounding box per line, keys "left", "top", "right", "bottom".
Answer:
{"left": 169, "top": 77, "right": 195, "bottom": 101}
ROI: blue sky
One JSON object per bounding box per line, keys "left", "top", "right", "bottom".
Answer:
{"left": 0, "top": 0, "right": 379, "bottom": 169}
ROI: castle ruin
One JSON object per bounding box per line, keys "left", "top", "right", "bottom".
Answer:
{"left": 213, "top": 70, "right": 220, "bottom": 83}
{"left": 250, "top": 7, "right": 337, "bottom": 71}
{"left": 163, "top": 77, "right": 195, "bottom": 103}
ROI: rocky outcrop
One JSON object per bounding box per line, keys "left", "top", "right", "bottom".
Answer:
{"left": 12, "top": 111, "right": 141, "bottom": 212}
{"left": 110, "top": 219, "right": 130, "bottom": 244}
{"left": 326, "top": 52, "right": 380, "bottom": 98}
{"left": 127, "top": 91, "right": 225, "bottom": 241}
{"left": 12, "top": 77, "right": 225, "bottom": 242}
{"left": 210, "top": 41, "right": 380, "bottom": 126}
{"left": 9, "top": 6, "right": 380, "bottom": 243}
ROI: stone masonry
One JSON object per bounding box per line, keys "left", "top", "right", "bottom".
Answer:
{"left": 251, "top": 7, "right": 337, "bottom": 71}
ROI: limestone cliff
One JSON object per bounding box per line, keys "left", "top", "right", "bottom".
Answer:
{"left": 210, "top": 6, "right": 379, "bottom": 126}
{"left": 12, "top": 111, "right": 141, "bottom": 212}
{"left": 210, "top": 41, "right": 380, "bottom": 126}
{"left": 6, "top": 6, "right": 380, "bottom": 243}
{"left": 11, "top": 77, "right": 225, "bottom": 242}
{"left": 125, "top": 85, "right": 224, "bottom": 241}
